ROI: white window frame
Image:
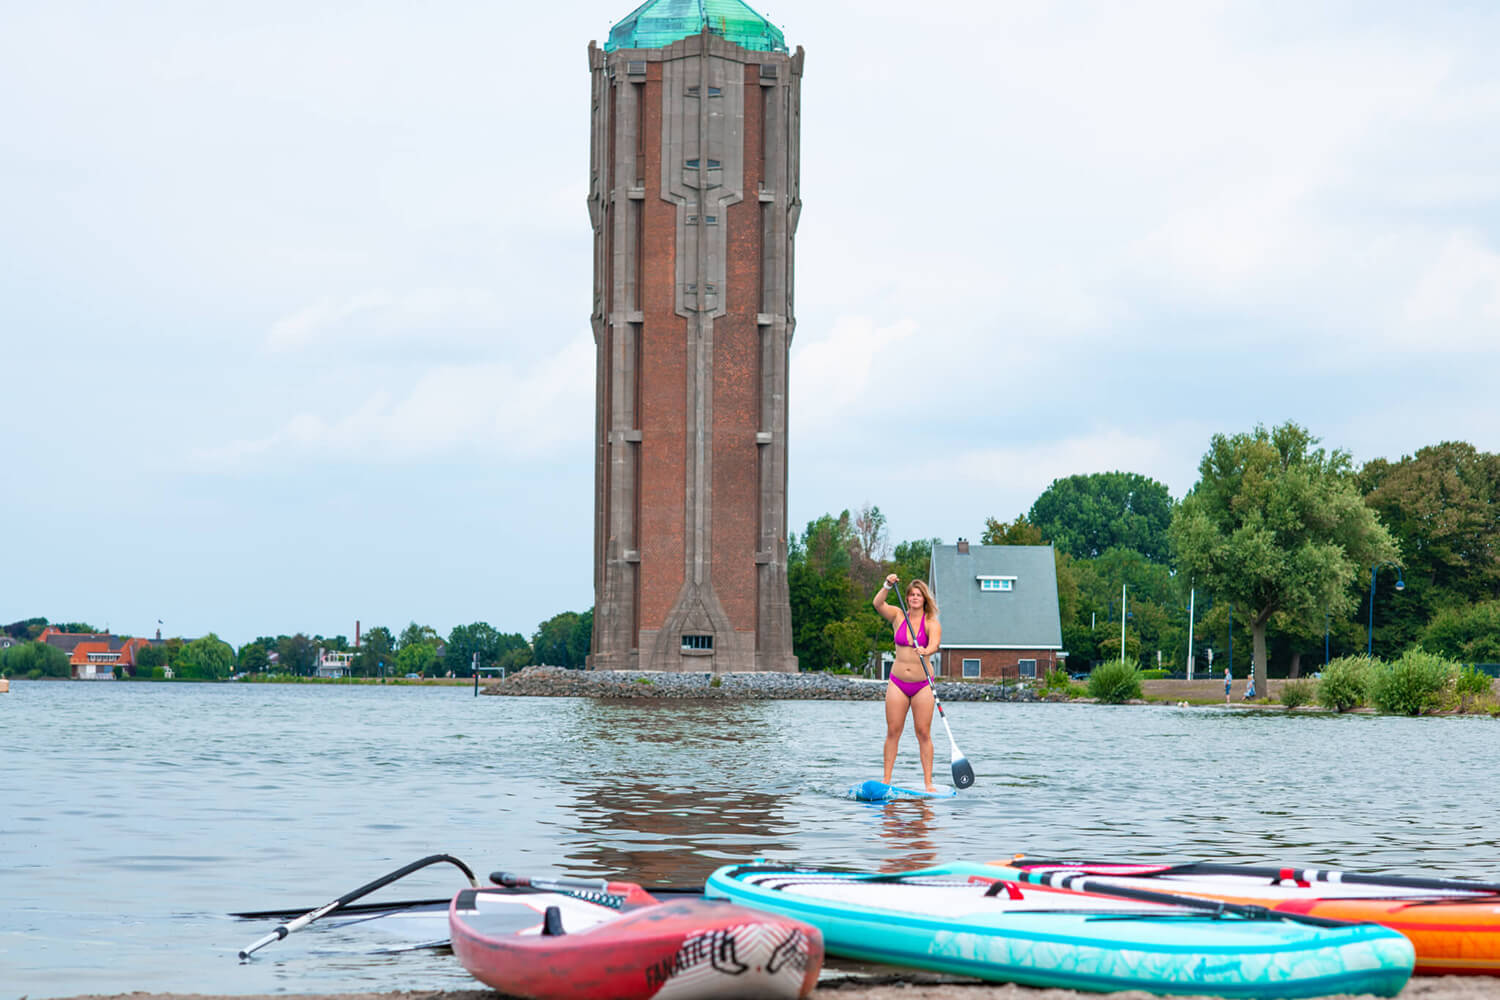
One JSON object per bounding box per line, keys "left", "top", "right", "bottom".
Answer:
{"left": 962, "top": 658, "right": 981, "bottom": 678}
{"left": 1018, "top": 658, "right": 1037, "bottom": 678}
{"left": 977, "top": 575, "right": 1016, "bottom": 592}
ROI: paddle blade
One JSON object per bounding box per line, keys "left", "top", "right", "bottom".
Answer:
{"left": 951, "top": 755, "right": 975, "bottom": 789}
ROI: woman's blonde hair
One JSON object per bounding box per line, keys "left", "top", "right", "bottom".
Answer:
{"left": 905, "top": 579, "right": 938, "bottom": 618}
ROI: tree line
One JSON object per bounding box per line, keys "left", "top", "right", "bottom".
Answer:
{"left": 0, "top": 610, "right": 595, "bottom": 680}
{"left": 786, "top": 423, "right": 1500, "bottom": 697}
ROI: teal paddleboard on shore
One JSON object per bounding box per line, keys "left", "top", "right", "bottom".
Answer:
{"left": 705, "top": 861, "right": 1414, "bottom": 998}
{"left": 848, "top": 780, "right": 956, "bottom": 801}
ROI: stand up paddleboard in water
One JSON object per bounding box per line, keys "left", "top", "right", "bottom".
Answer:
{"left": 848, "top": 780, "right": 956, "bottom": 801}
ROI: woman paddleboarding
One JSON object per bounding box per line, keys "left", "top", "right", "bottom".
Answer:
{"left": 873, "top": 574, "right": 943, "bottom": 792}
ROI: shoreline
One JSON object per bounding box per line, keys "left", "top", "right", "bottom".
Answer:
{"left": 37, "top": 973, "right": 1497, "bottom": 1000}
{"left": 482, "top": 666, "right": 1498, "bottom": 713}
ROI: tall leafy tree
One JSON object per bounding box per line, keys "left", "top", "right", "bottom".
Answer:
{"left": 981, "top": 514, "right": 1044, "bottom": 546}
{"left": 445, "top": 622, "right": 530, "bottom": 675}
{"left": 237, "top": 642, "right": 270, "bottom": 675}
{"left": 532, "top": 609, "right": 591, "bottom": 669}
{"left": 1360, "top": 441, "right": 1500, "bottom": 653}
{"left": 176, "top": 633, "right": 235, "bottom": 680}
{"left": 276, "top": 633, "right": 318, "bottom": 676}
{"left": 353, "top": 625, "right": 396, "bottom": 677}
{"left": 0, "top": 640, "right": 70, "bottom": 678}
{"left": 1171, "top": 422, "right": 1398, "bottom": 694}
{"left": 788, "top": 513, "right": 860, "bottom": 670}
{"left": 1030, "top": 472, "right": 1175, "bottom": 561}
{"left": 397, "top": 622, "right": 440, "bottom": 650}
{"left": 4, "top": 618, "right": 49, "bottom": 641}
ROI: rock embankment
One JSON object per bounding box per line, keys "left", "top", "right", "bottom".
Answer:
{"left": 484, "top": 665, "right": 1044, "bottom": 701}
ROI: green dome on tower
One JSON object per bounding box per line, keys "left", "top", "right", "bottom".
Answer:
{"left": 605, "top": 0, "right": 788, "bottom": 53}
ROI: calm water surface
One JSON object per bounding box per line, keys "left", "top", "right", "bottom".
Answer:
{"left": 2, "top": 681, "right": 1497, "bottom": 998}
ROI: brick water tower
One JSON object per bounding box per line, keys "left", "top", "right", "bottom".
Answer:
{"left": 587, "top": 0, "right": 802, "bottom": 672}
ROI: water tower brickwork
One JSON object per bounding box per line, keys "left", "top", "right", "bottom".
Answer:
{"left": 587, "top": 26, "right": 802, "bottom": 673}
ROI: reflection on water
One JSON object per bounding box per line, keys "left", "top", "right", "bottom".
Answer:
{"left": 557, "top": 699, "right": 792, "bottom": 882}
{"left": 873, "top": 800, "right": 939, "bottom": 872}
{"left": 563, "top": 779, "right": 788, "bottom": 883}
{"left": 3, "top": 684, "right": 1499, "bottom": 997}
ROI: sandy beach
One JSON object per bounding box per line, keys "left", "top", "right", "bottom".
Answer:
{"left": 40, "top": 973, "right": 1500, "bottom": 1000}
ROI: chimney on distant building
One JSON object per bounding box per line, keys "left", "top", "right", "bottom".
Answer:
{"left": 957, "top": 538, "right": 970, "bottom": 555}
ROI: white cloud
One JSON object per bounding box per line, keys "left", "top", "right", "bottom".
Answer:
{"left": 1401, "top": 232, "right": 1500, "bottom": 343}
{"left": 790, "top": 315, "right": 918, "bottom": 437}
{"left": 925, "top": 428, "right": 1201, "bottom": 502}
{"left": 201, "top": 337, "right": 594, "bottom": 468}
{"left": 266, "top": 288, "right": 505, "bottom": 353}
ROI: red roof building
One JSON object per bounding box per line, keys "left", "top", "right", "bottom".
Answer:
{"left": 38, "top": 627, "right": 157, "bottom": 679}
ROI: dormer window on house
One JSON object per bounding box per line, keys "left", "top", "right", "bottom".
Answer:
{"left": 977, "top": 575, "right": 1016, "bottom": 592}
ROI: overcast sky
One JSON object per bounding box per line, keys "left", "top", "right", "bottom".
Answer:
{"left": 4, "top": 2, "right": 1498, "bottom": 648}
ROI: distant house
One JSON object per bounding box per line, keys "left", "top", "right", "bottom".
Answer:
{"left": 316, "top": 648, "right": 354, "bottom": 679}
{"left": 38, "top": 626, "right": 157, "bottom": 679}
{"left": 0, "top": 634, "right": 21, "bottom": 651}
{"left": 928, "top": 539, "right": 1063, "bottom": 681}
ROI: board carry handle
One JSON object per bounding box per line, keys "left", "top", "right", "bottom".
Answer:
{"left": 491, "top": 871, "right": 661, "bottom": 908}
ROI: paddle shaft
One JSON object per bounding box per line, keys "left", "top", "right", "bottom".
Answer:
{"left": 1003, "top": 870, "right": 1353, "bottom": 928}
{"left": 1013, "top": 859, "right": 1500, "bottom": 896}
{"left": 238, "top": 853, "right": 478, "bottom": 959}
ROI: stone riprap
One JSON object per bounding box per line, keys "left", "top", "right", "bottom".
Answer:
{"left": 484, "top": 666, "right": 1044, "bottom": 701}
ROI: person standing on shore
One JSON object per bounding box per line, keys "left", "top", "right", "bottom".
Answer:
{"left": 1225, "top": 664, "right": 1232, "bottom": 705}
{"left": 873, "top": 574, "right": 943, "bottom": 792}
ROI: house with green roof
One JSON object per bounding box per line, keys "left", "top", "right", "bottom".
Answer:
{"left": 928, "top": 540, "right": 1064, "bottom": 681}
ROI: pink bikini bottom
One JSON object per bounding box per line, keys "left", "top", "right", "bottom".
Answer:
{"left": 888, "top": 675, "right": 930, "bottom": 698}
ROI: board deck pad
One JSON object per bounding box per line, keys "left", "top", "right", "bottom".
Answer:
{"left": 848, "top": 780, "right": 956, "bottom": 801}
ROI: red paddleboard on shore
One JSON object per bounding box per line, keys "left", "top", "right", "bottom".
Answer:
{"left": 449, "top": 883, "right": 823, "bottom": 1000}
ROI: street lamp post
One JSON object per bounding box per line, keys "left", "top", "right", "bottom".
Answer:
{"left": 1120, "top": 584, "right": 1127, "bottom": 663}
{"left": 1366, "top": 563, "right": 1405, "bottom": 656}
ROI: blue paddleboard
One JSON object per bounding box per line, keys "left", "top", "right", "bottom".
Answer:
{"left": 848, "top": 779, "right": 957, "bottom": 801}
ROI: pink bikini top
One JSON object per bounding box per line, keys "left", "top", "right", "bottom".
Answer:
{"left": 895, "top": 615, "right": 927, "bottom": 648}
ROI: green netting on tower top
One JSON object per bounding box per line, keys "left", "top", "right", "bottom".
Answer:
{"left": 604, "top": 0, "right": 788, "bottom": 53}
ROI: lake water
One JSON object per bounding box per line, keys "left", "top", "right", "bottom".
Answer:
{"left": 2, "top": 681, "right": 1497, "bottom": 999}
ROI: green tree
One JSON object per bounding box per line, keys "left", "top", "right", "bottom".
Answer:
{"left": 981, "top": 514, "right": 1044, "bottom": 546}
{"left": 398, "top": 622, "right": 440, "bottom": 650}
{"left": 4, "top": 617, "right": 49, "bottom": 641}
{"left": 1171, "top": 422, "right": 1399, "bottom": 696}
{"left": 891, "top": 538, "right": 935, "bottom": 583}
{"left": 395, "top": 642, "right": 437, "bottom": 676}
{"left": 0, "top": 640, "right": 70, "bottom": 678}
{"left": 1361, "top": 442, "right": 1500, "bottom": 651}
{"left": 276, "top": 633, "right": 318, "bottom": 676}
{"left": 532, "top": 609, "right": 591, "bottom": 669}
{"left": 1029, "top": 472, "right": 1175, "bottom": 562}
{"left": 444, "top": 622, "right": 529, "bottom": 676}
{"left": 56, "top": 621, "right": 100, "bottom": 634}
{"left": 788, "top": 513, "right": 861, "bottom": 670}
{"left": 176, "top": 633, "right": 235, "bottom": 680}
{"left": 353, "top": 625, "right": 396, "bottom": 677}
{"left": 1421, "top": 600, "right": 1500, "bottom": 663}
{"left": 135, "top": 643, "right": 168, "bottom": 673}
{"left": 237, "top": 642, "right": 270, "bottom": 674}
